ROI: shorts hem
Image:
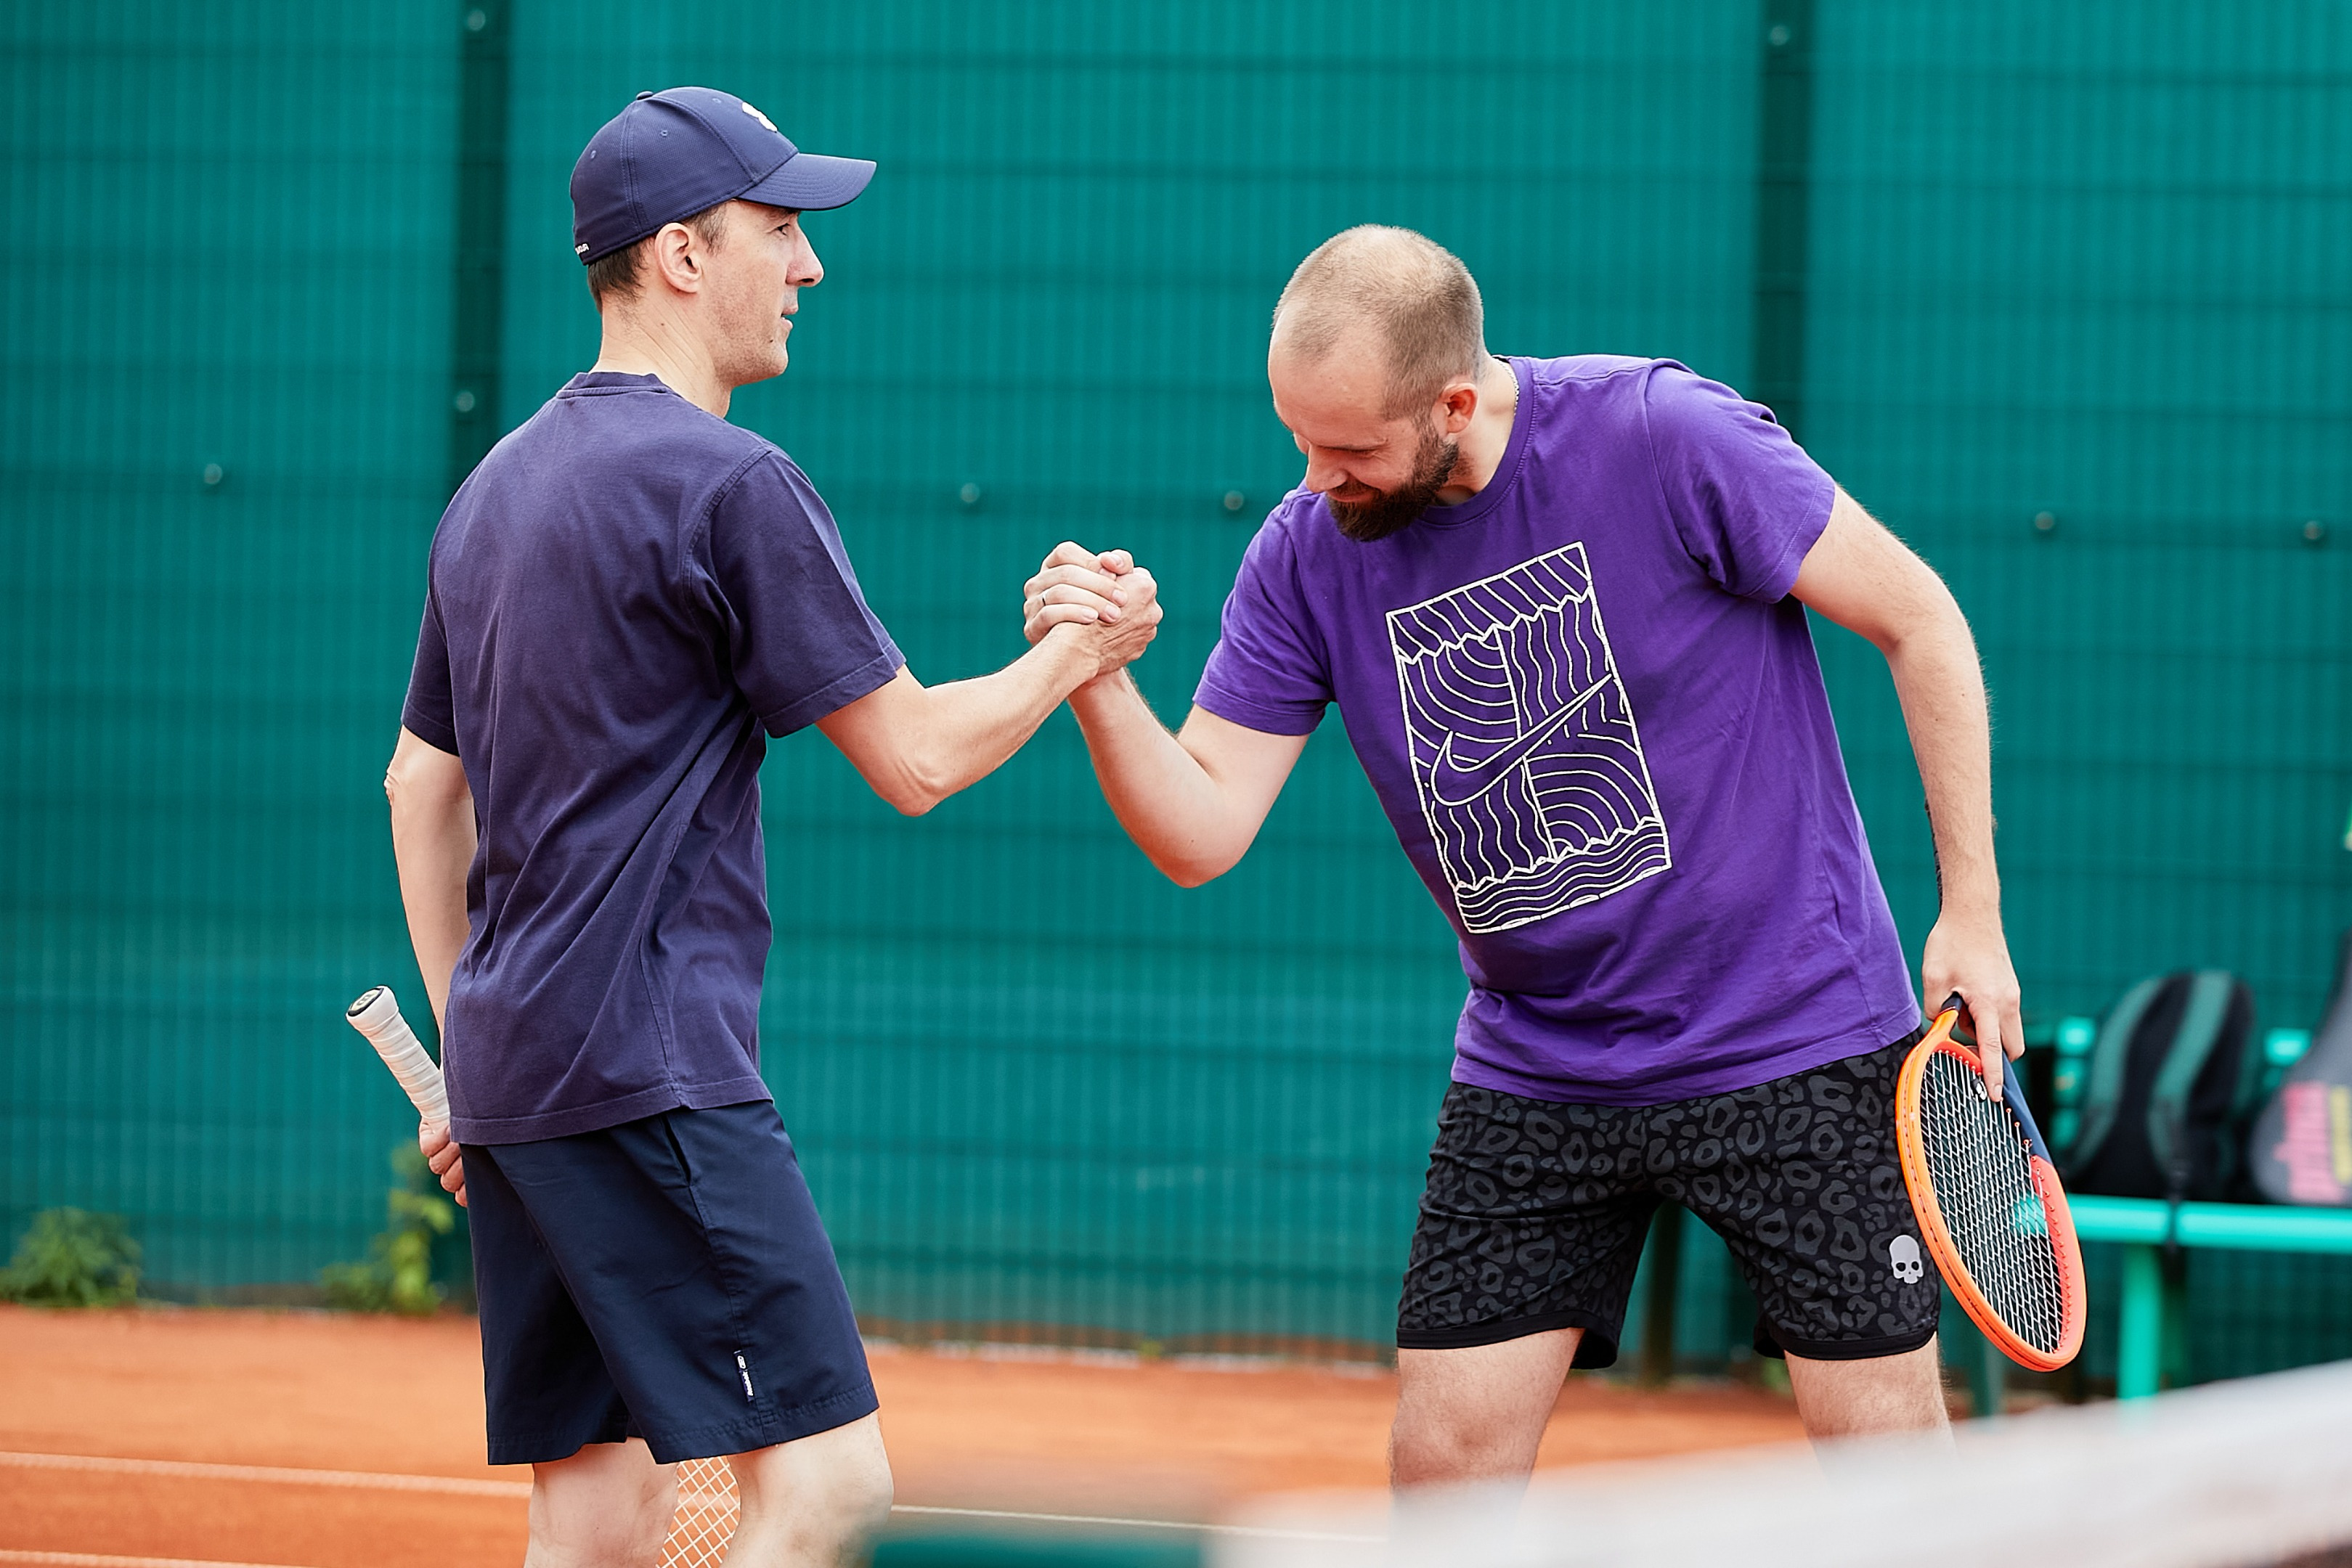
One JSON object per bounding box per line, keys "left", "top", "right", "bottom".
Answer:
{"left": 643, "top": 1382, "right": 879, "bottom": 1464}
{"left": 487, "top": 1421, "right": 630, "bottom": 1468}
{"left": 1757, "top": 1323, "right": 1940, "bottom": 1363}
{"left": 1398, "top": 1309, "right": 1621, "bottom": 1368}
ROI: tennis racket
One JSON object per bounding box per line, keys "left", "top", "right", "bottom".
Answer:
{"left": 342, "top": 987, "right": 742, "bottom": 1567}
{"left": 1895, "top": 994, "right": 2088, "bottom": 1372}
{"left": 346, "top": 986, "right": 451, "bottom": 1130}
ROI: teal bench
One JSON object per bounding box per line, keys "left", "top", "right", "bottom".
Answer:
{"left": 2043, "top": 1013, "right": 2352, "bottom": 1400}
{"left": 2066, "top": 1194, "right": 2352, "bottom": 1399}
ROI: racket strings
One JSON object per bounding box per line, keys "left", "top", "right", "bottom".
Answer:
{"left": 1917, "top": 1050, "right": 2067, "bottom": 1355}
{"left": 662, "top": 1455, "right": 739, "bottom": 1567}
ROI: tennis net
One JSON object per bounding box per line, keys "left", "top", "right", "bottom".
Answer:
{"left": 1217, "top": 1361, "right": 2352, "bottom": 1568}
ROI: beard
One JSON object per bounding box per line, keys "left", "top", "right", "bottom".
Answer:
{"left": 1322, "top": 420, "right": 1461, "bottom": 542}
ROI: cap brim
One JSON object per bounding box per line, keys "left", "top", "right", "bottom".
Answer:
{"left": 740, "top": 150, "right": 875, "bottom": 212}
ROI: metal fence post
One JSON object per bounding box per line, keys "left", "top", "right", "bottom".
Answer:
{"left": 448, "top": 1, "right": 513, "bottom": 497}
{"left": 1751, "top": 0, "right": 1816, "bottom": 439}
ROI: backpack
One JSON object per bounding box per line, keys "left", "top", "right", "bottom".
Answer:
{"left": 2246, "top": 929, "right": 2352, "bottom": 1207}
{"left": 2062, "top": 971, "right": 2263, "bottom": 1203}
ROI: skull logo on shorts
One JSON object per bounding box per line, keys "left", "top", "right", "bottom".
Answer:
{"left": 1889, "top": 1234, "right": 1925, "bottom": 1283}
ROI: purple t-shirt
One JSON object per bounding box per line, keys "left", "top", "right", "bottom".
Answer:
{"left": 404, "top": 372, "right": 902, "bottom": 1143}
{"left": 1195, "top": 356, "right": 1918, "bottom": 1104}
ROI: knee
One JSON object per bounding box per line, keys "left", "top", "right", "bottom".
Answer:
{"left": 1390, "top": 1344, "right": 1571, "bottom": 1489}
{"left": 830, "top": 1452, "right": 895, "bottom": 1538}
{"left": 606, "top": 1458, "right": 678, "bottom": 1545}
{"left": 1786, "top": 1339, "right": 1950, "bottom": 1440}
{"left": 1391, "top": 1396, "right": 1531, "bottom": 1488}
{"left": 786, "top": 1437, "right": 892, "bottom": 1534}
{"left": 527, "top": 1445, "right": 677, "bottom": 1564}
{"left": 1392, "top": 1407, "right": 1506, "bottom": 1482}
{"left": 635, "top": 1465, "right": 680, "bottom": 1544}
{"left": 733, "top": 1418, "right": 895, "bottom": 1550}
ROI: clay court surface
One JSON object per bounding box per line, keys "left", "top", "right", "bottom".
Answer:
{"left": 0, "top": 1304, "right": 1804, "bottom": 1564}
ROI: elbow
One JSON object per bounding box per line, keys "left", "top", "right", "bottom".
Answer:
{"left": 1878, "top": 606, "right": 1968, "bottom": 668}
{"left": 385, "top": 741, "right": 471, "bottom": 822}
{"left": 1155, "top": 847, "right": 1240, "bottom": 889}
{"left": 884, "top": 785, "right": 943, "bottom": 818}
{"left": 1893, "top": 579, "right": 1971, "bottom": 650}
{"left": 1137, "top": 817, "right": 1256, "bottom": 889}
{"left": 876, "top": 759, "right": 954, "bottom": 817}
{"left": 383, "top": 761, "right": 445, "bottom": 817}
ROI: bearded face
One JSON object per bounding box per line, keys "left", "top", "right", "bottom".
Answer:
{"left": 1322, "top": 417, "right": 1462, "bottom": 542}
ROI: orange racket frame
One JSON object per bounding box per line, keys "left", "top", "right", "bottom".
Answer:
{"left": 1895, "top": 1002, "right": 2088, "bottom": 1372}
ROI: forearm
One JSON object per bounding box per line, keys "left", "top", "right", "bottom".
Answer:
{"left": 1885, "top": 608, "right": 1999, "bottom": 923}
{"left": 1067, "top": 675, "right": 1261, "bottom": 886}
{"left": 870, "top": 629, "right": 1098, "bottom": 814}
{"left": 1793, "top": 491, "right": 2018, "bottom": 1054}
{"left": 389, "top": 785, "right": 474, "bottom": 1032}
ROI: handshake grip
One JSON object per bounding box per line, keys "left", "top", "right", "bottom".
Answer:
{"left": 1023, "top": 542, "right": 1163, "bottom": 674}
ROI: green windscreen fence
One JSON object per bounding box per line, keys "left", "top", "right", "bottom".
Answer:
{"left": 2, "top": 4, "right": 460, "bottom": 1288}
{"left": 5, "top": 1, "right": 2348, "bottom": 1382}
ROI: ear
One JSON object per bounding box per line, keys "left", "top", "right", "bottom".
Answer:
{"left": 1436, "top": 377, "right": 1480, "bottom": 436}
{"left": 646, "top": 222, "right": 707, "bottom": 296}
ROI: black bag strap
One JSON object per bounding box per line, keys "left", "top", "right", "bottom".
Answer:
{"left": 2146, "top": 971, "right": 2240, "bottom": 1199}
{"left": 2071, "top": 975, "right": 2166, "bottom": 1171}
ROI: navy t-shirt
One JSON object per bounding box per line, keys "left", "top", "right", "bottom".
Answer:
{"left": 402, "top": 372, "right": 903, "bottom": 1143}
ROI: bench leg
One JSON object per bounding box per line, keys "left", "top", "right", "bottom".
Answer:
{"left": 1972, "top": 1321, "right": 2007, "bottom": 1416}
{"left": 1639, "top": 1203, "right": 1683, "bottom": 1385}
{"left": 2117, "top": 1242, "right": 2165, "bottom": 1400}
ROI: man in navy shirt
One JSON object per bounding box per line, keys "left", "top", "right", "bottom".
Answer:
{"left": 387, "top": 89, "right": 1158, "bottom": 1565}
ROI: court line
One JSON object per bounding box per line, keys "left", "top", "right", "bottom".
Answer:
{"left": 0, "top": 1457, "right": 534, "bottom": 1504}
{"left": 0, "top": 1553, "right": 310, "bottom": 1568}
{"left": 890, "top": 1503, "right": 1379, "bottom": 1542}
{"left": 0, "top": 1450, "right": 529, "bottom": 1499}
{"left": 0, "top": 1451, "right": 1382, "bottom": 1545}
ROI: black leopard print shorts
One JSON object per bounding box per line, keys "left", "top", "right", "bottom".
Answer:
{"left": 1397, "top": 1031, "right": 1942, "bottom": 1368}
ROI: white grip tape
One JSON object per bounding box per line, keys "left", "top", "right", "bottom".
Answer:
{"left": 346, "top": 986, "right": 452, "bottom": 1132}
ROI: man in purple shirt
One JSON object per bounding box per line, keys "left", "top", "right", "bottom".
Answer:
{"left": 1024, "top": 226, "right": 2021, "bottom": 1478}
{"left": 388, "top": 89, "right": 1157, "bottom": 1564}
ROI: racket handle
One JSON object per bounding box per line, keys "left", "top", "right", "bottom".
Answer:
{"left": 346, "top": 986, "right": 452, "bottom": 1132}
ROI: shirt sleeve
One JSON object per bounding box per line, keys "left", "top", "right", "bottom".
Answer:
{"left": 399, "top": 589, "right": 460, "bottom": 756}
{"left": 1642, "top": 363, "right": 1836, "bottom": 603}
{"left": 1192, "top": 513, "right": 1332, "bottom": 736}
{"left": 700, "top": 451, "right": 904, "bottom": 736}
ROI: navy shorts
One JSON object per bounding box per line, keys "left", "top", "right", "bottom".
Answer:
{"left": 464, "top": 1100, "right": 877, "bottom": 1466}
{"left": 1396, "top": 1031, "right": 1942, "bottom": 1368}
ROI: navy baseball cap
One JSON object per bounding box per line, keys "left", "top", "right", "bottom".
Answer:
{"left": 570, "top": 86, "right": 875, "bottom": 264}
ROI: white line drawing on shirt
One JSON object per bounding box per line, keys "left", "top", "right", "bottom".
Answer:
{"left": 1385, "top": 543, "right": 1670, "bottom": 934}
{"left": 1427, "top": 672, "right": 1614, "bottom": 807}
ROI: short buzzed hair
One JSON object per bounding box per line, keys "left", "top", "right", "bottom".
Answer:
{"left": 585, "top": 200, "right": 733, "bottom": 305}
{"left": 1273, "top": 226, "right": 1486, "bottom": 418}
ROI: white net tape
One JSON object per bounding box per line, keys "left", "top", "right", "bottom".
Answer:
{"left": 1216, "top": 1361, "right": 2352, "bottom": 1568}
{"left": 660, "top": 1456, "right": 740, "bottom": 1568}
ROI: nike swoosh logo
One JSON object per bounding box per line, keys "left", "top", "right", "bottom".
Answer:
{"left": 1426, "top": 674, "right": 1614, "bottom": 808}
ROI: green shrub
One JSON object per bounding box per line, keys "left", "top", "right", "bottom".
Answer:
{"left": 321, "top": 1146, "right": 457, "bottom": 1316}
{"left": 1, "top": 1208, "right": 142, "bottom": 1306}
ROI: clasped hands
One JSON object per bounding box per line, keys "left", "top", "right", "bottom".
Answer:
{"left": 1023, "top": 541, "right": 1159, "bottom": 680}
